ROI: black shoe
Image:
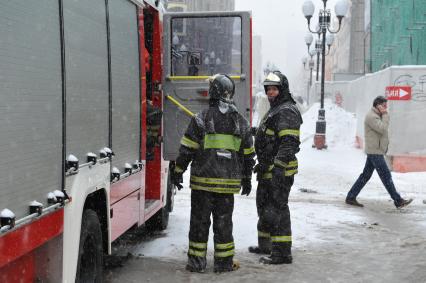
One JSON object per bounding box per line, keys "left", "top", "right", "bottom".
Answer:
{"left": 248, "top": 246, "right": 271, "bottom": 255}
{"left": 185, "top": 264, "right": 205, "bottom": 273}
{"left": 396, "top": 198, "right": 413, "bottom": 208}
{"left": 259, "top": 255, "right": 292, "bottom": 265}
{"left": 345, "top": 198, "right": 364, "bottom": 207}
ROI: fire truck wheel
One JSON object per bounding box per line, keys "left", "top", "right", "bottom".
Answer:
{"left": 166, "top": 169, "right": 175, "bottom": 212}
{"left": 76, "top": 209, "right": 104, "bottom": 283}
{"left": 147, "top": 204, "right": 169, "bottom": 231}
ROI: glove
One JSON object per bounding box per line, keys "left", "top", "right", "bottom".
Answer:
{"left": 241, "top": 178, "right": 252, "bottom": 196}
{"left": 253, "top": 163, "right": 270, "bottom": 174}
{"left": 171, "top": 170, "right": 183, "bottom": 190}
{"left": 253, "top": 163, "right": 270, "bottom": 181}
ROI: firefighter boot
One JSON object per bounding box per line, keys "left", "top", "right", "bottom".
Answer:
{"left": 259, "top": 255, "right": 292, "bottom": 264}
{"left": 259, "top": 243, "right": 292, "bottom": 264}
{"left": 214, "top": 258, "right": 239, "bottom": 273}
{"left": 248, "top": 237, "right": 271, "bottom": 254}
{"left": 186, "top": 256, "right": 206, "bottom": 273}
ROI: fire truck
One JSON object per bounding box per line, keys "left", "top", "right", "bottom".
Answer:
{"left": 0, "top": 0, "right": 251, "bottom": 281}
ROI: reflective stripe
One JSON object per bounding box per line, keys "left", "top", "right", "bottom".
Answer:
{"left": 244, "top": 147, "right": 255, "bottom": 155}
{"left": 285, "top": 169, "right": 298, "bottom": 176}
{"left": 191, "top": 176, "right": 241, "bottom": 185}
{"left": 262, "top": 173, "right": 272, "bottom": 179}
{"left": 190, "top": 184, "right": 240, "bottom": 194}
{"left": 204, "top": 134, "right": 242, "bottom": 151}
{"left": 188, "top": 248, "right": 207, "bottom": 257}
{"left": 265, "top": 128, "right": 274, "bottom": 135}
{"left": 278, "top": 129, "right": 300, "bottom": 137}
{"left": 189, "top": 241, "right": 207, "bottom": 249}
{"left": 258, "top": 231, "right": 270, "bottom": 238}
{"left": 181, "top": 136, "right": 200, "bottom": 149}
{"left": 215, "top": 242, "right": 234, "bottom": 250}
{"left": 214, "top": 249, "right": 235, "bottom": 258}
{"left": 287, "top": 160, "right": 298, "bottom": 167}
{"left": 175, "top": 166, "right": 184, "bottom": 173}
{"left": 274, "top": 159, "right": 287, "bottom": 168}
{"left": 271, "top": 236, "right": 292, "bottom": 242}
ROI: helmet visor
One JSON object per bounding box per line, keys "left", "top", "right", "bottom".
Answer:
{"left": 263, "top": 72, "right": 281, "bottom": 86}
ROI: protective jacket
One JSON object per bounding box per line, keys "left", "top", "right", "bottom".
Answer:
{"left": 255, "top": 95, "right": 302, "bottom": 178}
{"left": 175, "top": 103, "right": 255, "bottom": 194}
{"left": 364, "top": 108, "right": 389, "bottom": 155}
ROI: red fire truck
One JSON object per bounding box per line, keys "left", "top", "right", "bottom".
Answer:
{"left": 0, "top": 0, "right": 251, "bottom": 281}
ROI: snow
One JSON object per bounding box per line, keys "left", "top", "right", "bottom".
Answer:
{"left": 125, "top": 163, "right": 132, "bottom": 169}
{"left": 67, "top": 154, "right": 78, "bottom": 162}
{"left": 29, "top": 200, "right": 43, "bottom": 207}
{"left": 0, "top": 208, "right": 15, "bottom": 219}
{"left": 114, "top": 100, "right": 426, "bottom": 281}
{"left": 112, "top": 167, "right": 120, "bottom": 174}
{"left": 53, "top": 190, "right": 65, "bottom": 198}
{"left": 47, "top": 192, "right": 57, "bottom": 202}
{"left": 87, "top": 152, "right": 97, "bottom": 158}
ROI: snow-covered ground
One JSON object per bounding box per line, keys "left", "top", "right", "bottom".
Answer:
{"left": 107, "top": 100, "right": 426, "bottom": 282}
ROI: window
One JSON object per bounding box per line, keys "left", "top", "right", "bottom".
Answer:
{"left": 171, "top": 16, "right": 242, "bottom": 76}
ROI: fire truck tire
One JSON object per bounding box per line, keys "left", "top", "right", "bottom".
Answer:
{"left": 76, "top": 209, "right": 104, "bottom": 283}
{"left": 147, "top": 204, "right": 169, "bottom": 231}
{"left": 166, "top": 169, "right": 175, "bottom": 213}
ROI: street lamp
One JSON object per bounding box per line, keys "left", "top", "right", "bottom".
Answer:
{"left": 303, "top": 49, "right": 316, "bottom": 105}
{"left": 302, "top": 0, "right": 348, "bottom": 150}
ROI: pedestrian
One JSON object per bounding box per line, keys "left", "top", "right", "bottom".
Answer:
{"left": 171, "top": 74, "right": 255, "bottom": 273}
{"left": 248, "top": 71, "right": 303, "bottom": 264}
{"left": 345, "top": 96, "right": 413, "bottom": 208}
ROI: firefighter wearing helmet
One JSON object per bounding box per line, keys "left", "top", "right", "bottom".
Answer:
{"left": 172, "top": 74, "right": 255, "bottom": 273}
{"left": 249, "top": 71, "right": 303, "bottom": 264}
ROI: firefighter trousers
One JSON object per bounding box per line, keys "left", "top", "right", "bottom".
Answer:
{"left": 187, "top": 190, "right": 235, "bottom": 271}
{"left": 256, "top": 176, "right": 294, "bottom": 259}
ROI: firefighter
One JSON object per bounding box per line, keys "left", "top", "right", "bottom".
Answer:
{"left": 171, "top": 74, "right": 255, "bottom": 273}
{"left": 248, "top": 71, "right": 302, "bottom": 264}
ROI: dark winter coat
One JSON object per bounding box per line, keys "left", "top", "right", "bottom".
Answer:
{"left": 175, "top": 103, "right": 255, "bottom": 194}
{"left": 255, "top": 95, "right": 302, "bottom": 179}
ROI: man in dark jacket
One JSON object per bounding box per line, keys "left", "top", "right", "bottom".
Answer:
{"left": 172, "top": 74, "right": 255, "bottom": 273}
{"left": 345, "top": 96, "right": 412, "bottom": 208}
{"left": 248, "top": 71, "right": 302, "bottom": 265}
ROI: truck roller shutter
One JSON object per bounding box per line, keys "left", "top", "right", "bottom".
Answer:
{"left": 109, "top": 0, "right": 140, "bottom": 172}
{"left": 64, "top": 0, "right": 109, "bottom": 161}
{"left": 0, "top": 1, "right": 62, "bottom": 219}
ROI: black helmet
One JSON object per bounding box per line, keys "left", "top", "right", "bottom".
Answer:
{"left": 208, "top": 74, "right": 235, "bottom": 103}
{"left": 373, "top": 95, "right": 387, "bottom": 107}
{"left": 263, "top": 70, "right": 289, "bottom": 95}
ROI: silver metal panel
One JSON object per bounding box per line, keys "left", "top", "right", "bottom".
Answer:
{"left": 64, "top": 0, "right": 109, "bottom": 162}
{"left": 0, "top": 1, "right": 62, "bottom": 219}
{"left": 109, "top": 0, "right": 140, "bottom": 172}
{"left": 162, "top": 12, "right": 252, "bottom": 160}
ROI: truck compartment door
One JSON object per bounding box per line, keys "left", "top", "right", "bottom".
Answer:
{"left": 162, "top": 11, "right": 252, "bottom": 160}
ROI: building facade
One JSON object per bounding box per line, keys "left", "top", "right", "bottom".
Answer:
{"left": 326, "top": 0, "right": 366, "bottom": 80}
{"left": 370, "top": 0, "right": 426, "bottom": 72}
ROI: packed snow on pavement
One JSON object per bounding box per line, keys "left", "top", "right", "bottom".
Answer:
{"left": 106, "top": 100, "right": 426, "bottom": 282}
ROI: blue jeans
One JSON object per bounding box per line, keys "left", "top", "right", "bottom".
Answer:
{"left": 347, "top": 154, "right": 402, "bottom": 205}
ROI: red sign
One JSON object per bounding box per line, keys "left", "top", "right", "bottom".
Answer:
{"left": 385, "top": 86, "right": 412, "bottom": 100}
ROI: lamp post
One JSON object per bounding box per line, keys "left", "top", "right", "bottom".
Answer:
{"left": 302, "top": 0, "right": 348, "bottom": 150}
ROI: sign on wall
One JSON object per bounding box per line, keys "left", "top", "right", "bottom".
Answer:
{"left": 385, "top": 86, "right": 412, "bottom": 100}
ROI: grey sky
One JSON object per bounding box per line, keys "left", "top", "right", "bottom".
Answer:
{"left": 235, "top": 0, "right": 339, "bottom": 87}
